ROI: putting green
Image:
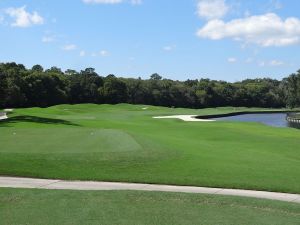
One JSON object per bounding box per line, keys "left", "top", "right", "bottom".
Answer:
{"left": 0, "top": 104, "right": 299, "bottom": 193}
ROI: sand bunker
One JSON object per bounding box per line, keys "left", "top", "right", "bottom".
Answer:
{"left": 0, "top": 113, "right": 8, "bottom": 120}
{"left": 153, "top": 115, "right": 215, "bottom": 122}
{"left": 0, "top": 109, "right": 13, "bottom": 120}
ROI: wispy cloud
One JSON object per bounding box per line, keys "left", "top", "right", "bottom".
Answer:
{"left": 259, "top": 60, "right": 285, "bottom": 67}
{"left": 129, "top": 57, "right": 135, "bottom": 61}
{"left": 227, "top": 57, "right": 237, "bottom": 63}
{"left": 91, "top": 52, "right": 98, "bottom": 57}
{"left": 0, "top": 15, "right": 4, "bottom": 24}
{"left": 100, "top": 50, "right": 109, "bottom": 56}
{"left": 245, "top": 58, "right": 253, "bottom": 64}
{"left": 62, "top": 44, "right": 77, "bottom": 51}
{"left": 269, "top": 60, "right": 284, "bottom": 66}
{"left": 267, "top": 0, "right": 283, "bottom": 11}
{"left": 82, "top": 0, "right": 142, "bottom": 5}
{"left": 259, "top": 61, "right": 266, "bottom": 67}
{"left": 90, "top": 50, "right": 110, "bottom": 57}
{"left": 83, "top": 0, "right": 122, "bottom": 4}
{"left": 130, "top": 0, "right": 142, "bottom": 5}
{"left": 163, "top": 45, "right": 176, "bottom": 52}
{"left": 80, "top": 50, "right": 86, "bottom": 57}
{"left": 197, "top": 0, "right": 229, "bottom": 20}
{"left": 42, "top": 36, "right": 55, "bottom": 43}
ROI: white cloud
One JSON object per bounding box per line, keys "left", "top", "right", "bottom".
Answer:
{"left": 269, "top": 60, "right": 284, "bottom": 66}
{"left": 259, "top": 61, "right": 266, "bottom": 67}
{"left": 163, "top": 46, "right": 172, "bottom": 51}
{"left": 5, "top": 6, "right": 44, "bottom": 28}
{"left": 197, "top": 13, "right": 300, "bottom": 47}
{"left": 90, "top": 50, "right": 109, "bottom": 57}
{"left": 245, "top": 58, "right": 253, "bottom": 63}
{"left": 80, "top": 50, "right": 86, "bottom": 57}
{"left": 163, "top": 45, "right": 176, "bottom": 51}
{"left": 42, "top": 36, "right": 55, "bottom": 43}
{"left": 267, "top": 0, "right": 282, "bottom": 11}
{"left": 82, "top": 0, "right": 141, "bottom": 5}
{"left": 0, "top": 15, "right": 4, "bottom": 24}
{"left": 259, "top": 60, "right": 285, "bottom": 67}
{"left": 100, "top": 50, "right": 109, "bottom": 56}
{"left": 197, "top": 0, "right": 229, "bottom": 20}
{"left": 131, "top": 0, "right": 142, "bottom": 5}
{"left": 83, "top": 0, "right": 123, "bottom": 4}
{"left": 62, "top": 44, "right": 77, "bottom": 51}
{"left": 227, "top": 57, "right": 237, "bottom": 63}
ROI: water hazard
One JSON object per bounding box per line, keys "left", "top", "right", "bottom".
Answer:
{"left": 212, "top": 113, "right": 300, "bottom": 129}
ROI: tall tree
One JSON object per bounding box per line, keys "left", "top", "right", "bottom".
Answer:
{"left": 100, "top": 75, "right": 128, "bottom": 104}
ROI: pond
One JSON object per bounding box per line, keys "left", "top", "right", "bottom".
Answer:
{"left": 212, "top": 113, "right": 300, "bottom": 129}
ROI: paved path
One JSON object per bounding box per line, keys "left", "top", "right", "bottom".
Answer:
{"left": 0, "top": 176, "right": 299, "bottom": 203}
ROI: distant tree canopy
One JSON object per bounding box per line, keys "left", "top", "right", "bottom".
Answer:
{"left": 0, "top": 62, "right": 299, "bottom": 109}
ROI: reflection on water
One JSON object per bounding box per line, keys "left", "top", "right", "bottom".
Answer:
{"left": 214, "top": 113, "right": 300, "bottom": 129}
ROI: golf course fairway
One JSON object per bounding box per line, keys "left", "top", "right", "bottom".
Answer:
{"left": 0, "top": 104, "right": 299, "bottom": 194}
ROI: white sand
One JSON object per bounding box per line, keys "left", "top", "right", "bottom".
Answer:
{"left": 0, "top": 109, "right": 12, "bottom": 120}
{"left": 0, "top": 113, "right": 8, "bottom": 120}
{"left": 153, "top": 115, "right": 215, "bottom": 122}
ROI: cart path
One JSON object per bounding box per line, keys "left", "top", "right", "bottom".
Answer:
{"left": 0, "top": 176, "right": 299, "bottom": 203}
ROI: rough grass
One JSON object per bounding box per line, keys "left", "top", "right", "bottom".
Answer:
{"left": 0, "top": 104, "right": 299, "bottom": 193}
{"left": 0, "top": 188, "right": 299, "bottom": 225}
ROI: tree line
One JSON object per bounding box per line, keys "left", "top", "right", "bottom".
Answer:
{"left": 0, "top": 62, "right": 299, "bottom": 109}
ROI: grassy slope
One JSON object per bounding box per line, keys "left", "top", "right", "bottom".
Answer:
{"left": 0, "top": 104, "right": 299, "bottom": 193}
{"left": 0, "top": 188, "right": 299, "bottom": 225}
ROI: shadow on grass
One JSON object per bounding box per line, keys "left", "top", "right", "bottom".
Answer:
{"left": 0, "top": 115, "right": 80, "bottom": 127}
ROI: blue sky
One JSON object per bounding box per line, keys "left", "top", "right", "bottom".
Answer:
{"left": 0, "top": 0, "right": 300, "bottom": 81}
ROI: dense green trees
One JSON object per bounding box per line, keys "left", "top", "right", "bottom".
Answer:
{"left": 0, "top": 62, "right": 299, "bottom": 109}
{"left": 100, "top": 75, "right": 127, "bottom": 104}
{"left": 283, "top": 70, "right": 300, "bottom": 108}
{"left": 0, "top": 63, "right": 27, "bottom": 108}
{"left": 68, "top": 68, "right": 103, "bottom": 104}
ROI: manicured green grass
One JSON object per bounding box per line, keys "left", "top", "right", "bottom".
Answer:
{"left": 0, "top": 104, "right": 300, "bottom": 193}
{"left": 0, "top": 188, "right": 299, "bottom": 225}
